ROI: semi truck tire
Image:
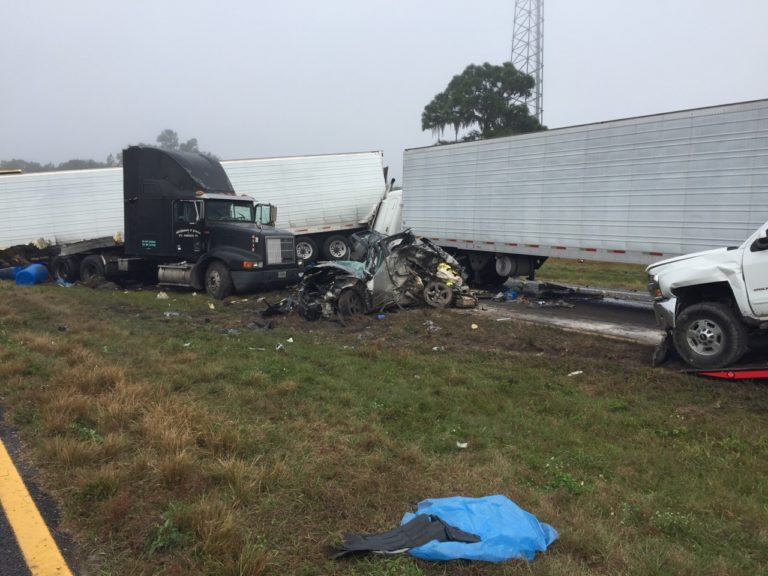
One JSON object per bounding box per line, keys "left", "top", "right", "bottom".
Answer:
{"left": 323, "top": 235, "right": 351, "bottom": 260}
{"left": 295, "top": 237, "right": 318, "bottom": 262}
{"left": 673, "top": 302, "right": 748, "bottom": 369}
{"left": 480, "top": 259, "right": 507, "bottom": 286}
{"left": 52, "top": 255, "right": 80, "bottom": 283}
{"left": 205, "top": 261, "right": 233, "bottom": 300}
{"left": 80, "top": 255, "right": 106, "bottom": 283}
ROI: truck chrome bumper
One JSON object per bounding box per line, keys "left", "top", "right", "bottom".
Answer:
{"left": 653, "top": 297, "right": 677, "bottom": 330}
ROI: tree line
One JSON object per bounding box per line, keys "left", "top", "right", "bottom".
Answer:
{"left": 0, "top": 130, "right": 213, "bottom": 173}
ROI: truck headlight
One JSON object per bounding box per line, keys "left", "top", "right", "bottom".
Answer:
{"left": 647, "top": 273, "right": 662, "bottom": 299}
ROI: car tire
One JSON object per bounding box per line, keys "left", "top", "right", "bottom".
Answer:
{"left": 205, "top": 261, "right": 233, "bottom": 300}
{"left": 296, "top": 236, "right": 318, "bottom": 262}
{"left": 423, "top": 280, "right": 453, "bottom": 308}
{"left": 673, "top": 302, "right": 748, "bottom": 369}
{"left": 337, "top": 288, "right": 365, "bottom": 316}
{"left": 323, "top": 235, "right": 351, "bottom": 260}
{"left": 79, "top": 255, "right": 105, "bottom": 283}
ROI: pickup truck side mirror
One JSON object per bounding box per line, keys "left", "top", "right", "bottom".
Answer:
{"left": 751, "top": 230, "right": 768, "bottom": 252}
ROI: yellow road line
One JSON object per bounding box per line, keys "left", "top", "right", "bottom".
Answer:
{"left": 0, "top": 438, "right": 73, "bottom": 576}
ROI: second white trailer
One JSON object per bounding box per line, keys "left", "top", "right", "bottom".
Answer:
{"left": 400, "top": 99, "right": 768, "bottom": 282}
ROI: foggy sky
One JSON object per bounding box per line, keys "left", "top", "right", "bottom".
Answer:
{"left": 2, "top": 0, "right": 767, "bottom": 182}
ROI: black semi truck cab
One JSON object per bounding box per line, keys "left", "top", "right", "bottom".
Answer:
{"left": 55, "top": 146, "right": 301, "bottom": 299}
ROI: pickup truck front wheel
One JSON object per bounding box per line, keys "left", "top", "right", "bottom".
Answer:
{"left": 673, "top": 302, "right": 748, "bottom": 369}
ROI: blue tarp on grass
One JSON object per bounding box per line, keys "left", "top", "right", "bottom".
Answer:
{"left": 401, "top": 495, "right": 557, "bottom": 563}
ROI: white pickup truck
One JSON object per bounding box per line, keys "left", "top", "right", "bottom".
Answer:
{"left": 646, "top": 222, "right": 768, "bottom": 368}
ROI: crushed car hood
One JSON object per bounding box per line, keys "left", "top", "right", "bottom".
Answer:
{"left": 298, "top": 229, "right": 476, "bottom": 320}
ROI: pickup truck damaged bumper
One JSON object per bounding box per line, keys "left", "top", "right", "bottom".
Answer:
{"left": 231, "top": 267, "right": 302, "bottom": 293}
{"left": 653, "top": 297, "right": 677, "bottom": 330}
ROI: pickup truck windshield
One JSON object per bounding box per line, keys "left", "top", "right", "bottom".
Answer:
{"left": 205, "top": 200, "right": 255, "bottom": 222}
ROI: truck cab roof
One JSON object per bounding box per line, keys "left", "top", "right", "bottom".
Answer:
{"left": 123, "top": 146, "right": 235, "bottom": 199}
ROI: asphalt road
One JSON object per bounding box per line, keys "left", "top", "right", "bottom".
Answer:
{"left": 476, "top": 283, "right": 663, "bottom": 345}
{"left": 0, "top": 407, "right": 76, "bottom": 575}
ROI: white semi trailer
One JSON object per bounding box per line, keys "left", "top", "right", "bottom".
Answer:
{"left": 393, "top": 99, "right": 768, "bottom": 284}
{"left": 0, "top": 150, "right": 388, "bottom": 262}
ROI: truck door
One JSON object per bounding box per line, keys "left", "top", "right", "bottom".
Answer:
{"left": 741, "top": 225, "right": 768, "bottom": 316}
{"left": 173, "top": 200, "right": 203, "bottom": 259}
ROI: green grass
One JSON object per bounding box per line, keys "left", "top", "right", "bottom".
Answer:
{"left": 536, "top": 257, "right": 647, "bottom": 291}
{"left": 0, "top": 280, "right": 767, "bottom": 575}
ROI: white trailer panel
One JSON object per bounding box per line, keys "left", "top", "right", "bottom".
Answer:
{"left": 0, "top": 151, "right": 387, "bottom": 249}
{"left": 223, "top": 151, "right": 386, "bottom": 234}
{"left": 403, "top": 99, "right": 768, "bottom": 264}
{"left": 0, "top": 167, "right": 123, "bottom": 247}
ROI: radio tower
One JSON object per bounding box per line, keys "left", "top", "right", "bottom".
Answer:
{"left": 511, "top": 0, "right": 544, "bottom": 124}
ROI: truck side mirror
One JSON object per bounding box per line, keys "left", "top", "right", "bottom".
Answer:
{"left": 255, "top": 204, "right": 277, "bottom": 227}
{"left": 751, "top": 232, "right": 768, "bottom": 252}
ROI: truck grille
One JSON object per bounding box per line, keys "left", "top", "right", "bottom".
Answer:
{"left": 266, "top": 237, "right": 295, "bottom": 265}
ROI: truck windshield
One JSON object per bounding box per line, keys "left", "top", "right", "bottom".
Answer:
{"left": 205, "top": 200, "right": 255, "bottom": 222}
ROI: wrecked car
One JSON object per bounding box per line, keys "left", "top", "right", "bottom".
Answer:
{"left": 298, "top": 230, "right": 476, "bottom": 320}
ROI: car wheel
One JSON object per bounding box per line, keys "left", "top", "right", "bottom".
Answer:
{"left": 296, "top": 236, "right": 318, "bottom": 262}
{"left": 205, "top": 261, "right": 233, "bottom": 300}
{"left": 323, "top": 235, "right": 351, "bottom": 260}
{"left": 673, "top": 302, "right": 748, "bottom": 369}
{"left": 423, "top": 280, "right": 453, "bottom": 308}
{"left": 79, "top": 255, "right": 105, "bottom": 283}
{"left": 338, "top": 288, "right": 365, "bottom": 316}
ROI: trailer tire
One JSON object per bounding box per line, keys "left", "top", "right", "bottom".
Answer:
{"left": 673, "top": 302, "right": 748, "bottom": 369}
{"left": 338, "top": 288, "right": 365, "bottom": 316}
{"left": 52, "top": 255, "right": 80, "bottom": 282}
{"left": 479, "top": 259, "right": 507, "bottom": 286}
{"left": 295, "top": 236, "right": 318, "bottom": 262}
{"left": 205, "top": 261, "right": 233, "bottom": 300}
{"left": 80, "top": 255, "right": 105, "bottom": 283}
{"left": 323, "top": 235, "right": 351, "bottom": 260}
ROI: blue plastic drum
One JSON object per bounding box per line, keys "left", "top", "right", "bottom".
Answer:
{"left": 15, "top": 263, "right": 49, "bottom": 285}
{"left": 0, "top": 266, "right": 23, "bottom": 280}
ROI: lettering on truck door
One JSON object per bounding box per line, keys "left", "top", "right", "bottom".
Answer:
{"left": 742, "top": 225, "right": 768, "bottom": 316}
{"left": 173, "top": 200, "right": 203, "bottom": 257}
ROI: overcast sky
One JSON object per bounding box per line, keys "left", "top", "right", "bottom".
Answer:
{"left": 2, "top": 0, "right": 767, "bottom": 182}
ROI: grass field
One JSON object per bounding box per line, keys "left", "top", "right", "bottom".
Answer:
{"left": 536, "top": 258, "right": 647, "bottom": 291}
{"left": 0, "top": 277, "right": 766, "bottom": 575}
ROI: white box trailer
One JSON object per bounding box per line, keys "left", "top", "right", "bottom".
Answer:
{"left": 400, "top": 99, "right": 768, "bottom": 283}
{"left": 0, "top": 167, "right": 124, "bottom": 248}
{"left": 224, "top": 151, "right": 387, "bottom": 261}
{"left": 0, "top": 151, "right": 388, "bottom": 261}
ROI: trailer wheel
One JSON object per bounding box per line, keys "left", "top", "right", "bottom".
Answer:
{"left": 478, "top": 259, "right": 507, "bottom": 286}
{"left": 205, "top": 261, "right": 233, "bottom": 300}
{"left": 80, "top": 255, "right": 106, "bottom": 283}
{"left": 323, "top": 235, "right": 351, "bottom": 260}
{"left": 295, "top": 237, "right": 318, "bottom": 262}
{"left": 673, "top": 302, "right": 748, "bottom": 369}
{"left": 338, "top": 288, "right": 365, "bottom": 316}
{"left": 52, "top": 255, "right": 80, "bottom": 282}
